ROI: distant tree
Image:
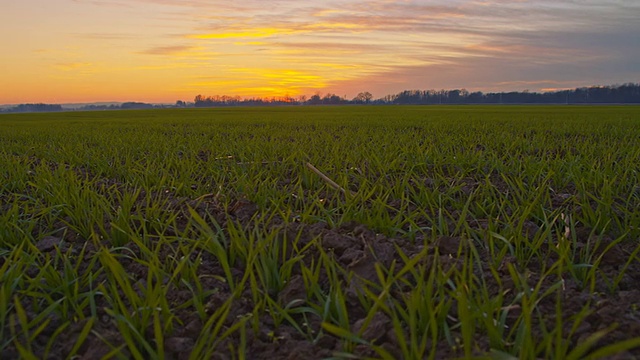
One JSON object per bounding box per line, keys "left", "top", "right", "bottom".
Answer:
{"left": 309, "top": 92, "right": 322, "bottom": 105}
{"left": 189, "top": 83, "right": 640, "bottom": 108}
{"left": 11, "top": 103, "right": 63, "bottom": 112}
{"left": 353, "top": 91, "right": 373, "bottom": 104}
{"left": 322, "top": 93, "right": 345, "bottom": 104}
{"left": 382, "top": 83, "right": 640, "bottom": 105}
{"left": 121, "top": 102, "right": 153, "bottom": 110}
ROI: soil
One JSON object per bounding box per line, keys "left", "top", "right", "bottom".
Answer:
{"left": 2, "top": 168, "right": 640, "bottom": 359}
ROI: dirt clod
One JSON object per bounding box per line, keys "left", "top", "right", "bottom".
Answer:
{"left": 35, "top": 236, "right": 63, "bottom": 252}
{"left": 165, "top": 337, "right": 195, "bottom": 353}
{"left": 352, "top": 312, "right": 391, "bottom": 342}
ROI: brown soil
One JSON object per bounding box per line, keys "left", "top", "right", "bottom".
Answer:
{"left": 2, "top": 171, "right": 640, "bottom": 359}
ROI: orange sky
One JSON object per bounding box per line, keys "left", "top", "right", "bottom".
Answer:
{"left": 1, "top": 0, "right": 638, "bottom": 104}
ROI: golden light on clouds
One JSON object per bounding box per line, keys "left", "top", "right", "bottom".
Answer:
{"left": 0, "top": 0, "right": 638, "bottom": 103}
{"left": 53, "top": 62, "right": 95, "bottom": 72}
{"left": 189, "top": 28, "right": 292, "bottom": 40}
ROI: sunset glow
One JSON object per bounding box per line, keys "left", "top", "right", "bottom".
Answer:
{"left": 1, "top": 0, "right": 638, "bottom": 104}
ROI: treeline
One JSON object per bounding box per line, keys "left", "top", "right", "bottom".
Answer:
{"left": 75, "top": 102, "right": 165, "bottom": 111}
{"left": 194, "top": 94, "right": 303, "bottom": 107}
{"left": 193, "top": 92, "right": 369, "bottom": 107}
{"left": 3, "top": 83, "right": 639, "bottom": 113}
{"left": 76, "top": 102, "right": 156, "bottom": 111}
{"left": 382, "top": 83, "right": 640, "bottom": 104}
{"left": 1, "top": 101, "right": 187, "bottom": 113}
{"left": 2, "top": 103, "right": 64, "bottom": 113}
{"left": 194, "top": 83, "right": 640, "bottom": 107}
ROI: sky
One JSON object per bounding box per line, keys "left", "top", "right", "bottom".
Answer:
{"left": 1, "top": 0, "right": 639, "bottom": 104}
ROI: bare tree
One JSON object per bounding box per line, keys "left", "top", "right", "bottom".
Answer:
{"left": 353, "top": 91, "right": 373, "bottom": 104}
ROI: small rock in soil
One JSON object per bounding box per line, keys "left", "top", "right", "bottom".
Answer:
{"left": 339, "top": 247, "right": 364, "bottom": 266}
{"left": 371, "top": 241, "right": 395, "bottom": 265}
{"left": 230, "top": 199, "right": 258, "bottom": 221}
{"left": 205, "top": 291, "right": 228, "bottom": 314}
{"left": 322, "top": 232, "right": 356, "bottom": 254}
{"left": 315, "top": 334, "right": 337, "bottom": 349}
{"left": 35, "top": 236, "right": 63, "bottom": 252}
{"left": 81, "top": 335, "right": 120, "bottom": 360}
{"left": 618, "top": 290, "right": 640, "bottom": 303}
{"left": 165, "top": 337, "right": 195, "bottom": 353}
{"left": 352, "top": 312, "right": 391, "bottom": 342}
{"left": 348, "top": 251, "right": 377, "bottom": 282}
{"left": 184, "top": 318, "right": 203, "bottom": 337}
{"left": 433, "top": 236, "right": 463, "bottom": 255}
{"left": 278, "top": 274, "right": 306, "bottom": 307}
{"left": 353, "top": 224, "right": 375, "bottom": 239}
{"left": 597, "top": 240, "right": 626, "bottom": 266}
{"left": 521, "top": 220, "right": 540, "bottom": 240}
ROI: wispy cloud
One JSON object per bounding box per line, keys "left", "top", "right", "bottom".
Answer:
{"left": 188, "top": 28, "right": 301, "bottom": 40}
{"left": 2, "top": 0, "right": 639, "bottom": 103}
{"left": 139, "top": 45, "right": 199, "bottom": 56}
{"left": 78, "top": 33, "right": 137, "bottom": 40}
{"left": 53, "top": 62, "right": 94, "bottom": 71}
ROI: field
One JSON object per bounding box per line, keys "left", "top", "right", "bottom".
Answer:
{"left": 1, "top": 105, "right": 640, "bottom": 359}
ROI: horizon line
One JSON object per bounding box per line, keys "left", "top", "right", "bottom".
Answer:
{"left": 2, "top": 82, "right": 638, "bottom": 107}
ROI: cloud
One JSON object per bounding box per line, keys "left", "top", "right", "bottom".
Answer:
{"left": 139, "top": 45, "right": 199, "bottom": 56}
{"left": 177, "top": 0, "right": 637, "bottom": 97}
{"left": 188, "top": 28, "right": 301, "bottom": 40}
{"left": 71, "top": 0, "right": 132, "bottom": 8}
{"left": 53, "top": 62, "right": 94, "bottom": 71}
{"left": 78, "top": 33, "right": 137, "bottom": 40}
{"left": 8, "top": 0, "right": 639, "bottom": 103}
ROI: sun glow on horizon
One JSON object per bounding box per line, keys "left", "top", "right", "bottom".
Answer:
{"left": 0, "top": 0, "right": 638, "bottom": 104}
